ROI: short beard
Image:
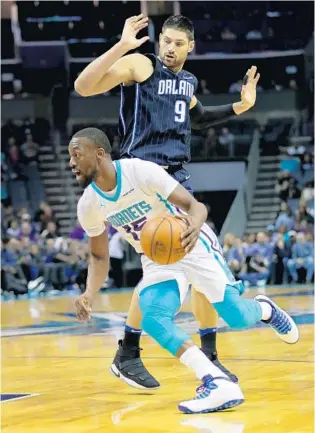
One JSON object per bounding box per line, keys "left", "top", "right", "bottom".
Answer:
{"left": 79, "top": 169, "right": 97, "bottom": 189}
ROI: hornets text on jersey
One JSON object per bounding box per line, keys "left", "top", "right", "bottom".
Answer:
{"left": 77, "top": 158, "right": 223, "bottom": 257}
{"left": 118, "top": 55, "right": 198, "bottom": 167}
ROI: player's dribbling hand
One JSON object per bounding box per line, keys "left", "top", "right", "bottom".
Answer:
{"left": 120, "top": 14, "right": 150, "bottom": 50}
{"left": 241, "top": 65, "right": 260, "bottom": 109}
{"left": 177, "top": 216, "right": 202, "bottom": 254}
{"left": 75, "top": 293, "right": 93, "bottom": 323}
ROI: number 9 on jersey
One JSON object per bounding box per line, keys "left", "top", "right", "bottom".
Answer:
{"left": 174, "top": 100, "right": 186, "bottom": 123}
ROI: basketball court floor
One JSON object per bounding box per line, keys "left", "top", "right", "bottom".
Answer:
{"left": 1, "top": 285, "right": 314, "bottom": 433}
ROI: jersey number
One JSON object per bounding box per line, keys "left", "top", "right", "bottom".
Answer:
{"left": 122, "top": 216, "right": 147, "bottom": 241}
{"left": 174, "top": 100, "right": 186, "bottom": 123}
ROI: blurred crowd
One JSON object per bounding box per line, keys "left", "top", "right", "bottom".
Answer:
{"left": 223, "top": 145, "right": 314, "bottom": 288}
{"left": 1, "top": 201, "right": 128, "bottom": 296}
{"left": 223, "top": 229, "right": 313, "bottom": 288}
{"left": 1, "top": 119, "right": 48, "bottom": 210}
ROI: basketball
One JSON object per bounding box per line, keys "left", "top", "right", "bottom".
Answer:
{"left": 140, "top": 215, "right": 187, "bottom": 264}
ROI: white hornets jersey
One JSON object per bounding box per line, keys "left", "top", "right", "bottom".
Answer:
{"left": 77, "top": 158, "right": 223, "bottom": 256}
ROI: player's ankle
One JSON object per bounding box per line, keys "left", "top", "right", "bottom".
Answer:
{"left": 199, "top": 327, "right": 217, "bottom": 353}
{"left": 122, "top": 325, "right": 142, "bottom": 348}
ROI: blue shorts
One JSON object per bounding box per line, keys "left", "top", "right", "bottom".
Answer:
{"left": 169, "top": 166, "right": 193, "bottom": 194}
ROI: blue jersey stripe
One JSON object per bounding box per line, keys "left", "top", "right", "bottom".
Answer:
{"left": 127, "top": 83, "right": 141, "bottom": 156}
{"left": 119, "top": 85, "right": 126, "bottom": 135}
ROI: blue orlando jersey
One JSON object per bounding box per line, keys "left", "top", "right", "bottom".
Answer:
{"left": 118, "top": 54, "right": 198, "bottom": 166}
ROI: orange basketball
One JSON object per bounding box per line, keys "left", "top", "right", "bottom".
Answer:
{"left": 140, "top": 215, "right": 187, "bottom": 265}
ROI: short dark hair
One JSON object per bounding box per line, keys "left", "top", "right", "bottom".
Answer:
{"left": 162, "top": 15, "right": 194, "bottom": 41}
{"left": 72, "top": 127, "right": 111, "bottom": 153}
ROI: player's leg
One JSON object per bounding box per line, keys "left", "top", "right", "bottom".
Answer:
{"left": 187, "top": 248, "right": 299, "bottom": 345}
{"left": 110, "top": 288, "right": 160, "bottom": 389}
{"left": 172, "top": 168, "right": 234, "bottom": 380}
{"left": 213, "top": 283, "right": 299, "bottom": 344}
{"left": 191, "top": 288, "right": 238, "bottom": 382}
{"left": 139, "top": 279, "right": 244, "bottom": 413}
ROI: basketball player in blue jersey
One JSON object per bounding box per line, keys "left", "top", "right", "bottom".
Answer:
{"left": 75, "top": 14, "right": 260, "bottom": 390}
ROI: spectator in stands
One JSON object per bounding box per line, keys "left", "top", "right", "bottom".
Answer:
{"left": 40, "top": 221, "right": 59, "bottom": 239}
{"left": 1, "top": 239, "right": 28, "bottom": 295}
{"left": 288, "top": 177, "right": 301, "bottom": 199}
{"left": 34, "top": 201, "right": 58, "bottom": 231}
{"left": 69, "top": 220, "right": 86, "bottom": 241}
{"left": 39, "top": 238, "right": 67, "bottom": 291}
{"left": 289, "top": 79, "right": 298, "bottom": 91}
{"left": 20, "top": 134, "right": 39, "bottom": 166}
{"left": 223, "top": 233, "right": 235, "bottom": 261}
{"left": 203, "top": 128, "right": 218, "bottom": 157}
{"left": 7, "top": 137, "right": 21, "bottom": 179}
{"left": 273, "top": 233, "right": 290, "bottom": 284}
{"left": 287, "top": 232, "right": 314, "bottom": 283}
{"left": 2, "top": 204, "right": 15, "bottom": 230}
{"left": 300, "top": 152, "right": 313, "bottom": 175}
{"left": 18, "top": 221, "right": 37, "bottom": 242}
{"left": 287, "top": 143, "right": 306, "bottom": 157}
{"left": 242, "top": 233, "right": 256, "bottom": 257}
{"left": 301, "top": 181, "right": 314, "bottom": 203}
{"left": 229, "top": 80, "right": 243, "bottom": 93}
{"left": 246, "top": 28, "right": 263, "bottom": 40}
{"left": 1, "top": 152, "right": 10, "bottom": 204}
{"left": 239, "top": 254, "right": 270, "bottom": 287}
{"left": 199, "top": 79, "right": 211, "bottom": 95}
{"left": 275, "top": 170, "right": 291, "bottom": 201}
{"left": 275, "top": 202, "right": 295, "bottom": 231}
{"left": 296, "top": 200, "right": 314, "bottom": 224}
{"left": 251, "top": 232, "right": 274, "bottom": 265}
{"left": 108, "top": 226, "right": 125, "bottom": 289}
{"left": 6, "top": 219, "right": 20, "bottom": 239}
{"left": 271, "top": 80, "right": 283, "bottom": 92}
{"left": 277, "top": 224, "right": 291, "bottom": 246}
{"left": 221, "top": 27, "right": 237, "bottom": 40}
{"left": 227, "top": 237, "right": 245, "bottom": 278}
{"left": 218, "top": 127, "right": 235, "bottom": 156}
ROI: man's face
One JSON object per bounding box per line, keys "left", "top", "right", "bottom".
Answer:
{"left": 257, "top": 232, "right": 266, "bottom": 244}
{"left": 159, "top": 27, "right": 194, "bottom": 70}
{"left": 69, "top": 137, "right": 99, "bottom": 188}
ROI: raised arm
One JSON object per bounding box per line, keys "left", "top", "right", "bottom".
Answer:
{"left": 189, "top": 66, "right": 260, "bottom": 130}
{"left": 74, "top": 14, "right": 151, "bottom": 96}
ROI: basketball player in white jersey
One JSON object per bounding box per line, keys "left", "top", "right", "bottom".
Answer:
{"left": 71, "top": 127, "right": 298, "bottom": 414}
{"left": 74, "top": 13, "right": 260, "bottom": 389}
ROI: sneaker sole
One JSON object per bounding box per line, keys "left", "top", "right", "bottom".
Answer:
{"left": 109, "top": 363, "right": 160, "bottom": 390}
{"left": 178, "top": 398, "right": 244, "bottom": 414}
{"left": 255, "top": 295, "right": 299, "bottom": 344}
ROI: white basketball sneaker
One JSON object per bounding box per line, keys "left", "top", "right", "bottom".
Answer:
{"left": 178, "top": 375, "right": 244, "bottom": 414}
{"left": 255, "top": 295, "right": 299, "bottom": 344}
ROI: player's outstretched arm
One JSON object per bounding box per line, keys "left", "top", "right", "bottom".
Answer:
{"left": 190, "top": 66, "right": 260, "bottom": 130}
{"left": 74, "top": 14, "right": 150, "bottom": 96}
{"left": 75, "top": 231, "right": 110, "bottom": 323}
{"left": 168, "top": 184, "right": 208, "bottom": 253}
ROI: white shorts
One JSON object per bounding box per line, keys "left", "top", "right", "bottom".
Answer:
{"left": 136, "top": 237, "right": 235, "bottom": 306}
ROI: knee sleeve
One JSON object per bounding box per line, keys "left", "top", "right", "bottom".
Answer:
{"left": 213, "top": 284, "right": 262, "bottom": 330}
{"left": 139, "top": 280, "right": 190, "bottom": 356}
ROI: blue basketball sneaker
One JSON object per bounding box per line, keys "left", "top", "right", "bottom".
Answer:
{"left": 255, "top": 295, "right": 299, "bottom": 344}
{"left": 178, "top": 375, "right": 244, "bottom": 414}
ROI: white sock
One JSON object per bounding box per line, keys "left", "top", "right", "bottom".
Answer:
{"left": 179, "top": 345, "right": 228, "bottom": 380}
{"left": 259, "top": 301, "right": 273, "bottom": 320}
